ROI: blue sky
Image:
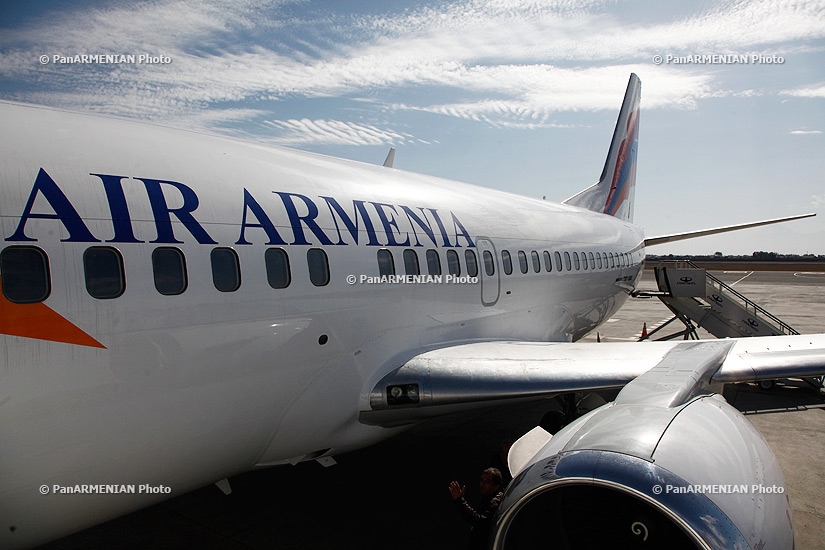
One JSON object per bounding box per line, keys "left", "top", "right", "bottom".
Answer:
{"left": 1, "top": 0, "right": 823, "bottom": 255}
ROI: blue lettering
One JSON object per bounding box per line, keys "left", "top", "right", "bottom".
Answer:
{"left": 6, "top": 168, "right": 100, "bottom": 243}
{"left": 400, "top": 206, "right": 437, "bottom": 247}
{"left": 425, "top": 208, "right": 453, "bottom": 247}
{"left": 274, "top": 191, "right": 334, "bottom": 246}
{"left": 90, "top": 173, "right": 143, "bottom": 243}
{"left": 236, "top": 189, "right": 287, "bottom": 245}
{"left": 6, "top": 171, "right": 475, "bottom": 251}
{"left": 451, "top": 212, "right": 475, "bottom": 247}
{"left": 320, "top": 196, "right": 380, "bottom": 246}
{"left": 370, "top": 202, "right": 409, "bottom": 247}
{"left": 137, "top": 178, "right": 217, "bottom": 244}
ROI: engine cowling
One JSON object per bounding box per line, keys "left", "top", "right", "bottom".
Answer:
{"left": 492, "top": 394, "right": 793, "bottom": 550}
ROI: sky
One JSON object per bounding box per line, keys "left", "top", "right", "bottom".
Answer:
{"left": 1, "top": 0, "right": 823, "bottom": 255}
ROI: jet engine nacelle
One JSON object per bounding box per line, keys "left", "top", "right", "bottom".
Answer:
{"left": 493, "top": 393, "right": 793, "bottom": 549}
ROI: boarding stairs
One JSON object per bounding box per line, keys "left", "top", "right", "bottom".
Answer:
{"left": 633, "top": 260, "right": 798, "bottom": 341}
{"left": 632, "top": 261, "right": 825, "bottom": 393}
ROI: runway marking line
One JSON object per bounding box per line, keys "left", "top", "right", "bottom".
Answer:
{"left": 729, "top": 271, "right": 754, "bottom": 286}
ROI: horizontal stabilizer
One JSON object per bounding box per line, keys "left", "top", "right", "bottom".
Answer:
{"left": 645, "top": 213, "right": 815, "bottom": 247}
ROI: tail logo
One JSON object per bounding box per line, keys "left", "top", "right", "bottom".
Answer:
{"left": 603, "top": 109, "right": 639, "bottom": 217}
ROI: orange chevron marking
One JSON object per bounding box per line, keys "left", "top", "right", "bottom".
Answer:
{"left": 0, "top": 278, "right": 106, "bottom": 348}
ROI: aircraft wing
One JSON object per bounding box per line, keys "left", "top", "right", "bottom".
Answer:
{"left": 360, "top": 333, "right": 825, "bottom": 426}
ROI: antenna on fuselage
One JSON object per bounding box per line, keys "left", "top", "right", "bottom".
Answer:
{"left": 383, "top": 147, "right": 396, "bottom": 168}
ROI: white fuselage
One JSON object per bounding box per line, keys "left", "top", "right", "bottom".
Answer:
{"left": 0, "top": 102, "right": 644, "bottom": 547}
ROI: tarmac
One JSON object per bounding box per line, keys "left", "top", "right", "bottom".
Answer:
{"left": 40, "top": 269, "right": 825, "bottom": 550}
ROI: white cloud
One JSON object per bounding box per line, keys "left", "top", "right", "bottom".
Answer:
{"left": 790, "top": 129, "right": 823, "bottom": 135}
{"left": 0, "top": 0, "right": 286, "bottom": 54}
{"left": 356, "top": 0, "right": 825, "bottom": 70}
{"left": 396, "top": 64, "right": 711, "bottom": 125}
{"left": 782, "top": 83, "right": 825, "bottom": 98}
{"left": 1, "top": 0, "right": 823, "bottom": 139}
{"left": 261, "top": 118, "right": 416, "bottom": 146}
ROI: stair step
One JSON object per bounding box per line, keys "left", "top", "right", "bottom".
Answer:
{"left": 647, "top": 262, "right": 798, "bottom": 340}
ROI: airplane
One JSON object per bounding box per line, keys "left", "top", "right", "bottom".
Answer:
{"left": 1, "top": 73, "right": 823, "bottom": 549}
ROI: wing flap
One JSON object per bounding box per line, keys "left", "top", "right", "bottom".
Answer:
{"left": 713, "top": 334, "right": 825, "bottom": 383}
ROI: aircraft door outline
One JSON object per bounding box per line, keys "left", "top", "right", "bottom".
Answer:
{"left": 476, "top": 237, "right": 500, "bottom": 306}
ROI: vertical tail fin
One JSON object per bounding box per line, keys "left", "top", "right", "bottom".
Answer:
{"left": 563, "top": 73, "right": 640, "bottom": 223}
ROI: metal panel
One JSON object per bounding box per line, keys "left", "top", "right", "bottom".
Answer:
{"left": 663, "top": 268, "right": 706, "bottom": 297}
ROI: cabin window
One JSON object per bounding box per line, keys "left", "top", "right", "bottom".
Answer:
{"left": 465, "top": 250, "right": 479, "bottom": 277}
{"left": 211, "top": 247, "right": 241, "bottom": 292}
{"left": 265, "top": 248, "right": 291, "bottom": 289}
{"left": 518, "top": 251, "right": 528, "bottom": 274}
{"left": 84, "top": 246, "right": 126, "bottom": 299}
{"left": 502, "top": 250, "right": 513, "bottom": 275}
{"left": 589, "top": 252, "right": 596, "bottom": 270}
{"left": 483, "top": 250, "right": 495, "bottom": 276}
{"left": 426, "top": 249, "right": 441, "bottom": 276}
{"left": 446, "top": 250, "right": 460, "bottom": 276}
{"left": 581, "top": 252, "right": 588, "bottom": 270}
{"left": 554, "top": 251, "right": 563, "bottom": 272}
{"left": 543, "top": 251, "right": 552, "bottom": 272}
{"left": 572, "top": 252, "right": 580, "bottom": 271}
{"left": 531, "top": 251, "right": 541, "bottom": 273}
{"left": 601, "top": 252, "right": 607, "bottom": 269}
{"left": 0, "top": 246, "right": 51, "bottom": 304}
{"left": 378, "top": 249, "right": 395, "bottom": 276}
{"left": 308, "top": 248, "right": 330, "bottom": 287}
{"left": 152, "top": 247, "right": 187, "bottom": 295}
{"left": 403, "top": 249, "right": 420, "bottom": 276}
{"left": 609, "top": 252, "right": 615, "bottom": 268}
{"left": 564, "top": 251, "right": 572, "bottom": 271}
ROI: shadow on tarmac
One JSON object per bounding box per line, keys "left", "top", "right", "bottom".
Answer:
{"left": 40, "top": 380, "right": 825, "bottom": 550}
